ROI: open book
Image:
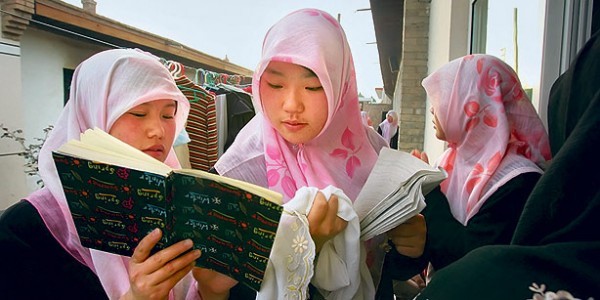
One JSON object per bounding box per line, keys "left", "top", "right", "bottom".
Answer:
{"left": 52, "top": 128, "right": 283, "bottom": 291}
{"left": 354, "top": 147, "right": 447, "bottom": 241}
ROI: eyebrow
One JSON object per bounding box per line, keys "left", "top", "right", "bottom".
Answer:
{"left": 264, "top": 66, "right": 318, "bottom": 78}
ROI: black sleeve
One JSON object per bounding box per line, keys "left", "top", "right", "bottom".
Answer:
{"left": 0, "top": 200, "right": 107, "bottom": 299}
{"left": 379, "top": 189, "right": 444, "bottom": 282}
{"left": 377, "top": 126, "right": 383, "bottom": 135}
{"left": 380, "top": 172, "right": 540, "bottom": 281}
{"left": 423, "top": 172, "right": 541, "bottom": 270}
{"left": 390, "top": 129, "right": 399, "bottom": 149}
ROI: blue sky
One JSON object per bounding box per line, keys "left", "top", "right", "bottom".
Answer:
{"left": 61, "top": 0, "right": 383, "bottom": 99}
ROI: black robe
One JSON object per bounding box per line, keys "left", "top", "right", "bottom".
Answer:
{"left": 417, "top": 29, "right": 600, "bottom": 300}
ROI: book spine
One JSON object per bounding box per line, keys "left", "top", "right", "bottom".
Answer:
{"left": 164, "top": 174, "right": 176, "bottom": 246}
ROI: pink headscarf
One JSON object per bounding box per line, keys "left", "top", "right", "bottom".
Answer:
{"left": 378, "top": 110, "right": 399, "bottom": 145}
{"left": 215, "top": 9, "right": 385, "bottom": 202}
{"left": 422, "top": 54, "right": 551, "bottom": 224}
{"left": 26, "top": 49, "right": 191, "bottom": 298}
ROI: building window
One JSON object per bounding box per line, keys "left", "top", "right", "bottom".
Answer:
{"left": 63, "top": 68, "right": 74, "bottom": 105}
{"left": 470, "top": 0, "right": 546, "bottom": 107}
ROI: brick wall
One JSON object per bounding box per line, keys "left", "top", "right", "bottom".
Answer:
{"left": 394, "top": 0, "right": 430, "bottom": 152}
{"left": 1, "top": 0, "right": 34, "bottom": 41}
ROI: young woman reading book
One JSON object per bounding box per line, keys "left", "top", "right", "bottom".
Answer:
{"left": 196, "top": 8, "right": 427, "bottom": 299}
{"left": 415, "top": 29, "right": 600, "bottom": 300}
{"left": 0, "top": 48, "right": 233, "bottom": 299}
{"left": 378, "top": 54, "right": 552, "bottom": 299}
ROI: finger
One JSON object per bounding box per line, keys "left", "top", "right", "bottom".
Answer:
{"left": 390, "top": 234, "right": 422, "bottom": 247}
{"left": 153, "top": 250, "right": 199, "bottom": 287}
{"left": 146, "top": 262, "right": 196, "bottom": 297}
{"left": 145, "top": 239, "right": 196, "bottom": 273}
{"left": 334, "top": 217, "right": 348, "bottom": 233}
{"left": 403, "top": 214, "right": 425, "bottom": 225}
{"left": 323, "top": 194, "right": 339, "bottom": 223}
{"left": 131, "top": 228, "right": 162, "bottom": 264}
{"left": 410, "top": 149, "right": 420, "bottom": 158}
{"left": 389, "top": 220, "right": 426, "bottom": 239}
{"left": 420, "top": 152, "right": 429, "bottom": 164}
{"left": 394, "top": 244, "right": 423, "bottom": 258}
{"left": 308, "top": 192, "right": 328, "bottom": 225}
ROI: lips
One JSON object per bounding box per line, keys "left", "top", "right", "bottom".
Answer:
{"left": 142, "top": 145, "right": 165, "bottom": 159}
{"left": 282, "top": 120, "right": 307, "bottom": 132}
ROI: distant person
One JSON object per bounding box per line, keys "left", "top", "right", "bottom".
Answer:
{"left": 378, "top": 54, "right": 551, "bottom": 299}
{"left": 361, "top": 110, "right": 374, "bottom": 127}
{"left": 377, "top": 110, "right": 399, "bottom": 149}
{"left": 416, "top": 29, "right": 600, "bottom": 300}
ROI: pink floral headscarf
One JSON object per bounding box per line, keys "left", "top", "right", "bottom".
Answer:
{"left": 422, "top": 54, "right": 551, "bottom": 224}
{"left": 215, "top": 9, "right": 384, "bottom": 202}
{"left": 26, "top": 49, "right": 193, "bottom": 298}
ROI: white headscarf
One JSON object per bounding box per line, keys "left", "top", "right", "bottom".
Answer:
{"left": 378, "top": 110, "right": 398, "bottom": 145}
{"left": 26, "top": 49, "right": 197, "bottom": 299}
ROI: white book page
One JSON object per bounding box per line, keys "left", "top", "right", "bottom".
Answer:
{"left": 354, "top": 148, "right": 443, "bottom": 220}
{"left": 55, "top": 128, "right": 172, "bottom": 175}
{"left": 354, "top": 148, "right": 447, "bottom": 241}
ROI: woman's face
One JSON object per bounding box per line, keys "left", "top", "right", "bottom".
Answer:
{"left": 431, "top": 106, "right": 446, "bottom": 141}
{"left": 260, "top": 61, "right": 328, "bottom": 145}
{"left": 109, "top": 99, "right": 177, "bottom": 162}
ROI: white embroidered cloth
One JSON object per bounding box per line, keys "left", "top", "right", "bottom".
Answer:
{"left": 257, "top": 186, "right": 375, "bottom": 300}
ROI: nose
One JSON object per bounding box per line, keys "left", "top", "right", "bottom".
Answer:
{"left": 282, "top": 88, "right": 304, "bottom": 113}
{"left": 146, "top": 116, "right": 165, "bottom": 139}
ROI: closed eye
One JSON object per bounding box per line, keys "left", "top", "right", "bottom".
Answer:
{"left": 267, "top": 82, "right": 283, "bottom": 89}
{"left": 306, "top": 86, "right": 323, "bottom": 91}
{"left": 129, "top": 112, "right": 146, "bottom": 117}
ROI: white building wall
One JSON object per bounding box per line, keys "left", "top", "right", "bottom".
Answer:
{"left": 0, "top": 31, "right": 28, "bottom": 209}
{"left": 423, "top": 0, "right": 470, "bottom": 162}
{"left": 0, "top": 26, "right": 107, "bottom": 209}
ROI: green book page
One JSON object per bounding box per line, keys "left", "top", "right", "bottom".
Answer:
{"left": 170, "top": 172, "right": 283, "bottom": 292}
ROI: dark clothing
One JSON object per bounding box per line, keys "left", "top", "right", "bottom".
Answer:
{"left": 0, "top": 199, "right": 255, "bottom": 300}
{"left": 0, "top": 200, "right": 107, "bottom": 300}
{"left": 423, "top": 172, "right": 540, "bottom": 271}
{"left": 417, "top": 30, "right": 600, "bottom": 300}
{"left": 377, "top": 126, "right": 399, "bottom": 149}
{"left": 419, "top": 242, "right": 600, "bottom": 300}
{"left": 377, "top": 172, "right": 540, "bottom": 299}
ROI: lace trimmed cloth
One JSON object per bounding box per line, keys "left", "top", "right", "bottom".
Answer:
{"left": 257, "top": 186, "right": 375, "bottom": 299}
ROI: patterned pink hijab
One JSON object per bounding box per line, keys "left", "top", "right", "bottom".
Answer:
{"left": 26, "top": 49, "right": 191, "bottom": 297}
{"left": 215, "top": 9, "right": 384, "bottom": 202}
{"left": 422, "top": 54, "right": 551, "bottom": 224}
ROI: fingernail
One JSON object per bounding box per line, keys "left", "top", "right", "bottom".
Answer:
{"left": 183, "top": 239, "right": 193, "bottom": 247}
{"left": 152, "top": 228, "right": 161, "bottom": 235}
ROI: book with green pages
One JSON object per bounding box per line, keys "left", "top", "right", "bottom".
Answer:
{"left": 52, "top": 127, "right": 283, "bottom": 291}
